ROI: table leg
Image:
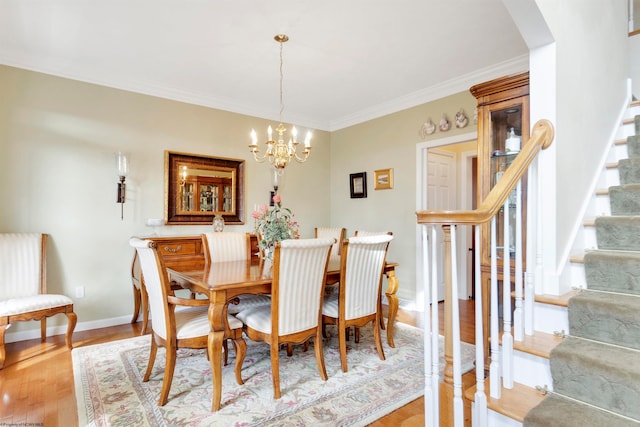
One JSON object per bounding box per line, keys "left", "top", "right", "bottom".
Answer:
{"left": 208, "top": 301, "right": 226, "bottom": 412}
{"left": 384, "top": 270, "right": 399, "bottom": 348}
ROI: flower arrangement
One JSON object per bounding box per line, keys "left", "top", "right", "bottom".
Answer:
{"left": 252, "top": 194, "right": 300, "bottom": 260}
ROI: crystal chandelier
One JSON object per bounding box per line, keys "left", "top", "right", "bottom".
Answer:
{"left": 249, "top": 34, "right": 312, "bottom": 173}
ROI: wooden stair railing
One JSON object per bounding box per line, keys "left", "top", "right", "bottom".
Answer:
{"left": 415, "top": 119, "right": 554, "bottom": 427}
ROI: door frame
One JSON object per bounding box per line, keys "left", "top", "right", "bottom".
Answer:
{"left": 415, "top": 131, "right": 477, "bottom": 311}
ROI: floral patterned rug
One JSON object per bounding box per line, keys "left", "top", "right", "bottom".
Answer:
{"left": 73, "top": 323, "right": 475, "bottom": 426}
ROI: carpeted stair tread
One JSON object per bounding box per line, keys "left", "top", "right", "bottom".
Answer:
{"left": 619, "top": 158, "right": 640, "bottom": 184}
{"left": 609, "top": 184, "right": 640, "bottom": 215}
{"left": 523, "top": 393, "right": 640, "bottom": 427}
{"left": 595, "top": 216, "right": 640, "bottom": 250}
{"left": 627, "top": 134, "right": 640, "bottom": 158}
{"left": 549, "top": 337, "right": 640, "bottom": 421}
{"left": 584, "top": 250, "right": 640, "bottom": 294}
{"left": 568, "top": 291, "right": 640, "bottom": 349}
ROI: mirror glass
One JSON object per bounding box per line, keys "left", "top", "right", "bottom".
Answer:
{"left": 165, "top": 151, "right": 245, "bottom": 225}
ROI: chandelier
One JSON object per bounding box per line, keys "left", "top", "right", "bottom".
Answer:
{"left": 249, "top": 34, "right": 312, "bottom": 173}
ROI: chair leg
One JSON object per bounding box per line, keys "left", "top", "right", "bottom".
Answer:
{"left": 143, "top": 337, "right": 158, "bottom": 382}
{"left": 270, "top": 341, "right": 282, "bottom": 399}
{"left": 131, "top": 284, "right": 141, "bottom": 324}
{"left": 372, "top": 318, "right": 386, "bottom": 361}
{"left": 339, "top": 323, "right": 349, "bottom": 372}
{"left": 223, "top": 339, "right": 229, "bottom": 366}
{"left": 0, "top": 324, "right": 7, "bottom": 369}
{"left": 40, "top": 318, "right": 46, "bottom": 342}
{"left": 140, "top": 286, "right": 149, "bottom": 335}
{"left": 378, "top": 298, "right": 386, "bottom": 330}
{"left": 65, "top": 310, "right": 77, "bottom": 349}
{"left": 232, "top": 337, "right": 246, "bottom": 385}
{"left": 314, "top": 330, "right": 328, "bottom": 381}
{"left": 159, "top": 341, "right": 177, "bottom": 406}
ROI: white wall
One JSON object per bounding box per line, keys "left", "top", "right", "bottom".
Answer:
{"left": 533, "top": 0, "right": 629, "bottom": 293}
{"left": 630, "top": 33, "right": 640, "bottom": 99}
{"left": 0, "top": 65, "right": 331, "bottom": 338}
{"left": 329, "top": 91, "right": 481, "bottom": 302}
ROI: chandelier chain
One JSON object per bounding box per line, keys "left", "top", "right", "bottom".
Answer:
{"left": 279, "top": 39, "right": 284, "bottom": 124}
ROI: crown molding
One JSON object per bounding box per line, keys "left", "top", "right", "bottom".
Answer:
{"left": 1, "top": 51, "right": 529, "bottom": 133}
{"left": 327, "top": 54, "right": 529, "bottom": 131}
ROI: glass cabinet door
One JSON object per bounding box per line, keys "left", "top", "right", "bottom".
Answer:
{"left": 488, "top": 103, "right": 524, "bottom": 261}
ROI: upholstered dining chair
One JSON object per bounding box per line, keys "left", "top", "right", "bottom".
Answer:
{"left": 129, "top": 237, "right": 246, "bottom": 406}
{"left": 202, "top": 231, "right": 270, "bottom": 364}
{"left": 314, "top": 227, "right": 346, "bottom": 258}
{"left": 235, "top": 238, "right": 334, "bottom": 399}
{"left": 130, "top": 247, "right": 190, "bottom": 336}
{"left": 0, "top": 233, "right": 77, "bottom": 369}
{"left": 201, "top": 232, "right": 271, "bottom": 315}
{"left": 322, "top": 234, "right": 393, "bottom": 372}
{"left": 354, "top": 230, "right": 393, "bottom": 332}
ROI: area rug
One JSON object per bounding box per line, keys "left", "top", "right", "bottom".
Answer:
{"left": 73, "top": 323, "right": 475, "bottom": 426}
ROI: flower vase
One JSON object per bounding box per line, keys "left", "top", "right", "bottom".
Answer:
{"left": 262, "top": 243, "right": 275, "bottom": 261}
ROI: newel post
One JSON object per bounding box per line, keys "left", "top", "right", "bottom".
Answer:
{"left": 439, "top": 225, "right": 455, "bottom": 426}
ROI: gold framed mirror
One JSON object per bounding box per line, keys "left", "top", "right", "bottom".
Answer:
{"left": 164, "top": 151, "right": 245, "bottom": 225}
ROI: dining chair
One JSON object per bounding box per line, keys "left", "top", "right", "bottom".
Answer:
{"left": 314, "top": 227, "right": 346, "bottom": 258}
{"left": 0, "top": 233, "right": 77, "bottom": 369}
{"left": 235, "top": 238, "right": 334, "bottom": 399}
{"left": 354, "top": 231, "right": 393, "bottom": 332}
{"left": 201, "top": 232, "right": 271, "bottom": 315}
{"left": 130, "top": 247, "right": 188, "bottom": 336}
{"left": 322, "top": 234, "right": 393, "bottom": 372}
{"left": 129, "top": 237, "right": 246, "bottom": 406}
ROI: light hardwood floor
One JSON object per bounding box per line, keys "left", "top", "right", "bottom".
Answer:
{"left": 0, "top": 300, "right": 475, "bottom": 426}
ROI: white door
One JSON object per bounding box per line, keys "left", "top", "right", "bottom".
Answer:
{"left": 426, "top": 149, "right": 456, "bottom": 300}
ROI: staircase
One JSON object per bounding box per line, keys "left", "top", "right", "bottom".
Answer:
{"left": 464, "top": 101, "right": 640, "bottom": 426}
{"left": 523, "top": 105, "right": 640, "bottom": 426}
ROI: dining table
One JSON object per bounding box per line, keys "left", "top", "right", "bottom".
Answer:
{"left": 166, "top": 256, "right": 400, "bottom": 412}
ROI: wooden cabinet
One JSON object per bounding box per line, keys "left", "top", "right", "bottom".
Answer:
{"left": 470, "top": 72, "right": 529, "bottom": 366}
{"left": 135, "top": 234, "right": 259, "bottom": 271}
{"left": 471, "top": 71, "right": 529, "bottom": 271}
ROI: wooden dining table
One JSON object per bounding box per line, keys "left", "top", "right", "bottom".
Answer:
{"left": 167, "top": 256, "right": 400, "bottom": 412}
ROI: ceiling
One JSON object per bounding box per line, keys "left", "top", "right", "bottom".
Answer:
{"left": 0, "top": 1, "right": 529, "bottom": 131}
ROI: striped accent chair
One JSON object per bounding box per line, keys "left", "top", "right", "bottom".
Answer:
{"left": 129, "top": 237, "right": 246, "bottom": 406}
{"left": 235, "top": 238, "right": 334, "bottom": 399}
{"left": 322, "top": 234, "right": 393, "bottom": 372}
{"left": 0, "top": 233, "right": 76, "bottom": 369}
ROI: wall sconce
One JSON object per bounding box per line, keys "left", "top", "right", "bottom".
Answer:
{"left": 115, "top": 152, "right": 129, "bottom": 220}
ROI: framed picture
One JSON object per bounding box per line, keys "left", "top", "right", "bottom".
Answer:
{"left": 374, "top": 168, "right": 394, "bottom": 190}
{"left": 349, "top": 172, "right": 367, "bottom": 198}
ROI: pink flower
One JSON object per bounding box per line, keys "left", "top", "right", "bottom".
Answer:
{"left": 273, "top": 194, "right": 281, "bottom": 204}
{"left": 251, "top": 211, "right": 262, "bottom": 219}
{"left": 260, "top": 204, "right": 269, "bottom": 213}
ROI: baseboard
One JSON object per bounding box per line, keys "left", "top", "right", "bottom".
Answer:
{"left": 4, "top": 315, "right": 133, "bottom": 344}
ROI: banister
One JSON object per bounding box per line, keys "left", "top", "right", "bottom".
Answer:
{"left": 416, "top": 119, "right": 555, "bottom": 225}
